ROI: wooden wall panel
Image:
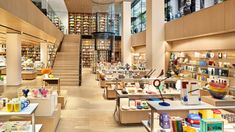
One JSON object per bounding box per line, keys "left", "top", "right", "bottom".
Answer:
{"left": 169, "top": 32, "right": 235, "bottom": 52}
{"left": 225, "top": 0, "right": 235, "bottom": 31}
{"left": 131, "top": 31, "right": 146, "bottom": 47}
{"left": 165, "top": 19, "right": 184, "bottom": 41}
{"left": 165, "top": 1, "right": 234, "bottom": 41}
{"left": 183, "top": 3, "right": 224, "bottom": 37}
{"left": 0, "top": 0, "right": 63, "bottom": 44}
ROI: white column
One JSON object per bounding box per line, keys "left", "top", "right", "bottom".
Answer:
{"left": 6, "top": 33, "right": 22, "bottom": 86}
{"left": 121, "top": 0, "right": 132, "bottom": 64}
{"left": 40, "top": 43, "right": 48, "bottom": 67}
{"left": 146, "top": 0, "right": 166, "bottom": 75}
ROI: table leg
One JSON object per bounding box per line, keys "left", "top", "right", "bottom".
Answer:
{"left": 150, "top": 109, "right": 154, "bottom": 132}
{"left": 32, "top": 112, "right": 35, "bottom": 132}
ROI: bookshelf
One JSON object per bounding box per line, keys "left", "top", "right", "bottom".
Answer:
{"left": 68, "top": 13, "right": 120, "bottom": 35}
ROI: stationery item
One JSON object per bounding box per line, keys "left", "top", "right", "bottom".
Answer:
{"left": 171, "top": 117, "right": 183, "bottom": 132}
{"left": 218, "top": 53, "right": 223, "bottom": 59}
{"left": 199, "top": 110, "right": 214, "bottom": 119}
{"left": 181, "top": 81, "right": 201, "bottom": 105}
{"left": 213, "top": 109, "right": 222, "bottom": 119}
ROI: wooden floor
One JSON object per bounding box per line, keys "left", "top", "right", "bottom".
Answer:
{"left": 0, "top": 69, "right": 145, "bottom": 132}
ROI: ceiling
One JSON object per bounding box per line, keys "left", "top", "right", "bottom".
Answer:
{"left": 64, "top": 0, "right": 123, "bottom": 13}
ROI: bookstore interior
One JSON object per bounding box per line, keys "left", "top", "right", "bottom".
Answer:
{"left": 0, "top": 0, "right": 235, "bottom": 132}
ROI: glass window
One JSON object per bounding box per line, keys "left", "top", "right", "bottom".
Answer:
{"left": 165, "top": 0, "right": 225, "bottom": 22}
{"left": 131, "top": 0, "right": 146, "bottom": 34}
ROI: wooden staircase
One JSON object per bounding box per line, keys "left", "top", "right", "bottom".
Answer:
{"left": 53, "top": 35, "right": 80, "bottom": 86}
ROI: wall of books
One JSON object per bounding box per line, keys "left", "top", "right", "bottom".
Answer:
{"left": 69, "top": 13, "right": 120, "bottom": 36}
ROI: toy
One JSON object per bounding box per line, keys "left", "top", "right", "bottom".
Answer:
{"left": 22, "top": 89, "right": 30, "bottom": 97}
{"left": 186, "top": 113, "right": 201, "bottom": 128}
{"left": 181, "top": 81, "right": 201, "bottom": 105}
{"left": 32, "top": 89, "right": 39, "bottom": 97}
{"left": 200, "top": 119, "right": 224, "bottom": 132}
{"left": 159, "top": 113, "right": 171, "bottom": 129}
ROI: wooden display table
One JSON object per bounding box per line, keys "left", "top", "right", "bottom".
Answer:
{"left": 143, "top": 100, "right": 235, "bottom": 132}
{"left": 0, "top": 103, "right": 40, "bottom": 132}
{"left": 22, "top": 70, "right": 37, "bottom": 80}
{"left": 43, "top": 78, "right": 60, "bottom": 95}
{"left": 10, "top": 104, "right": 61, "bottom": 132}
{"left": 115, "top": 89, "right": 180, "bottom": 124}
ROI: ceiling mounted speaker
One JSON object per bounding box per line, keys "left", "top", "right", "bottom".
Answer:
{"left": 92, "top": 0, "right": 114, "bottom": 4}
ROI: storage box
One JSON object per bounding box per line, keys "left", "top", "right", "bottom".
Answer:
{"left": 200, "top": 119, "right": 224, "bottom": 132}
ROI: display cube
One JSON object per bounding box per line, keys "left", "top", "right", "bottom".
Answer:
{"left": 28, "top": 94, "right": 56, "bottom": 116}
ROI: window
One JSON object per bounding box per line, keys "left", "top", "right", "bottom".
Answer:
{"left": 165, "top": 0, "right": 225, "bottom": 22}
{"left": 131, "top": 0, "right": 146, "bottom": 34}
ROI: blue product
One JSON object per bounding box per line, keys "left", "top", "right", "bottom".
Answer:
{"left": 159, "top": 113, "right": 170, "bottom": 129}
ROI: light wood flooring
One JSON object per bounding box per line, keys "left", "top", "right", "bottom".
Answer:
{"left": 0, "top": 69, "right": 145, "bottom": 132}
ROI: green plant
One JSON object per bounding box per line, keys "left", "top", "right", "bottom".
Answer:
{"left": 0, "top": 75, "right": 4, "bottom": 81}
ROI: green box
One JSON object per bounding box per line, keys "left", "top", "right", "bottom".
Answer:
{"left": 200, "top": 119, "right": 224, "bottom": 132}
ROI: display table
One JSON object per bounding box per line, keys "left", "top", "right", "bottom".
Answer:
{"left": 115, "top": 89, "right": 180, "bottom": 124}
{"left": 143, "top": 100, "right": 235, "bottom": 132}
{"left": 0, "top": 103, "right": 40, "bottom": 132}
{"left": 104, "top": 77, "right": 159, "bottom": 99}
{"left": 43, "top": 78, "right": 60, "bottom": 95}
{"left": 22, "top": 70, "right": 37, "bottom": 80}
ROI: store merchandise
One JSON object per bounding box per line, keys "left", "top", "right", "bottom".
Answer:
{"left": 180, "top": 80, "right": 201, "bottom": 105}
{"left": 208, "top": 81, "right": 228, "bottom": 99}
{"left": 0, "top": 121, "right": 31, "bottom": 132}
{"left": 21, "top": 45, "right": 40, "bottom": 61}
{"left": 22, "top": 59, "right": 35, "bottom": 71}
{"left": 0, "top": 97, "right": 30, "bottom": 112}
{"left": 48, "top": 45, "right": 57, "bottom": 67}
{"left": 159, "top": 113, "right": 171, "bottom": 129}
{"left": 32, "top": 88, "right": 49, "bottom": 98}
{"left": 200, "top": 119, "right": 224, "bottom": 132}
{"left": 69, "top": 13, "right": 120, "bottom": 35}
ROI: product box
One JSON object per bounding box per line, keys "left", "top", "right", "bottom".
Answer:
{"left": 200, "top": 119, "right": 224, "bottom": 132}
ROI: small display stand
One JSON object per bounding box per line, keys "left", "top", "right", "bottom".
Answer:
{"left": 42, "top": 77, "right": 67, "bottom": 108}
{"left": 43, "top": 77, "right": 60, "bottom": 94}
{"left": 0, "top": 103, "right": 41, "bottom": 132}
{"left": 201, "top": 96, "right": 235, "bottom": 106}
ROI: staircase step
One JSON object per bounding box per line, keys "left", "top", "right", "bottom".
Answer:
{"left": 53, "top": 73, "right": 79, "bottom": 76}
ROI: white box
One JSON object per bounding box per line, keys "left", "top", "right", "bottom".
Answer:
{"left": 28, "top": 95, "right": 55, "bottom": 116}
